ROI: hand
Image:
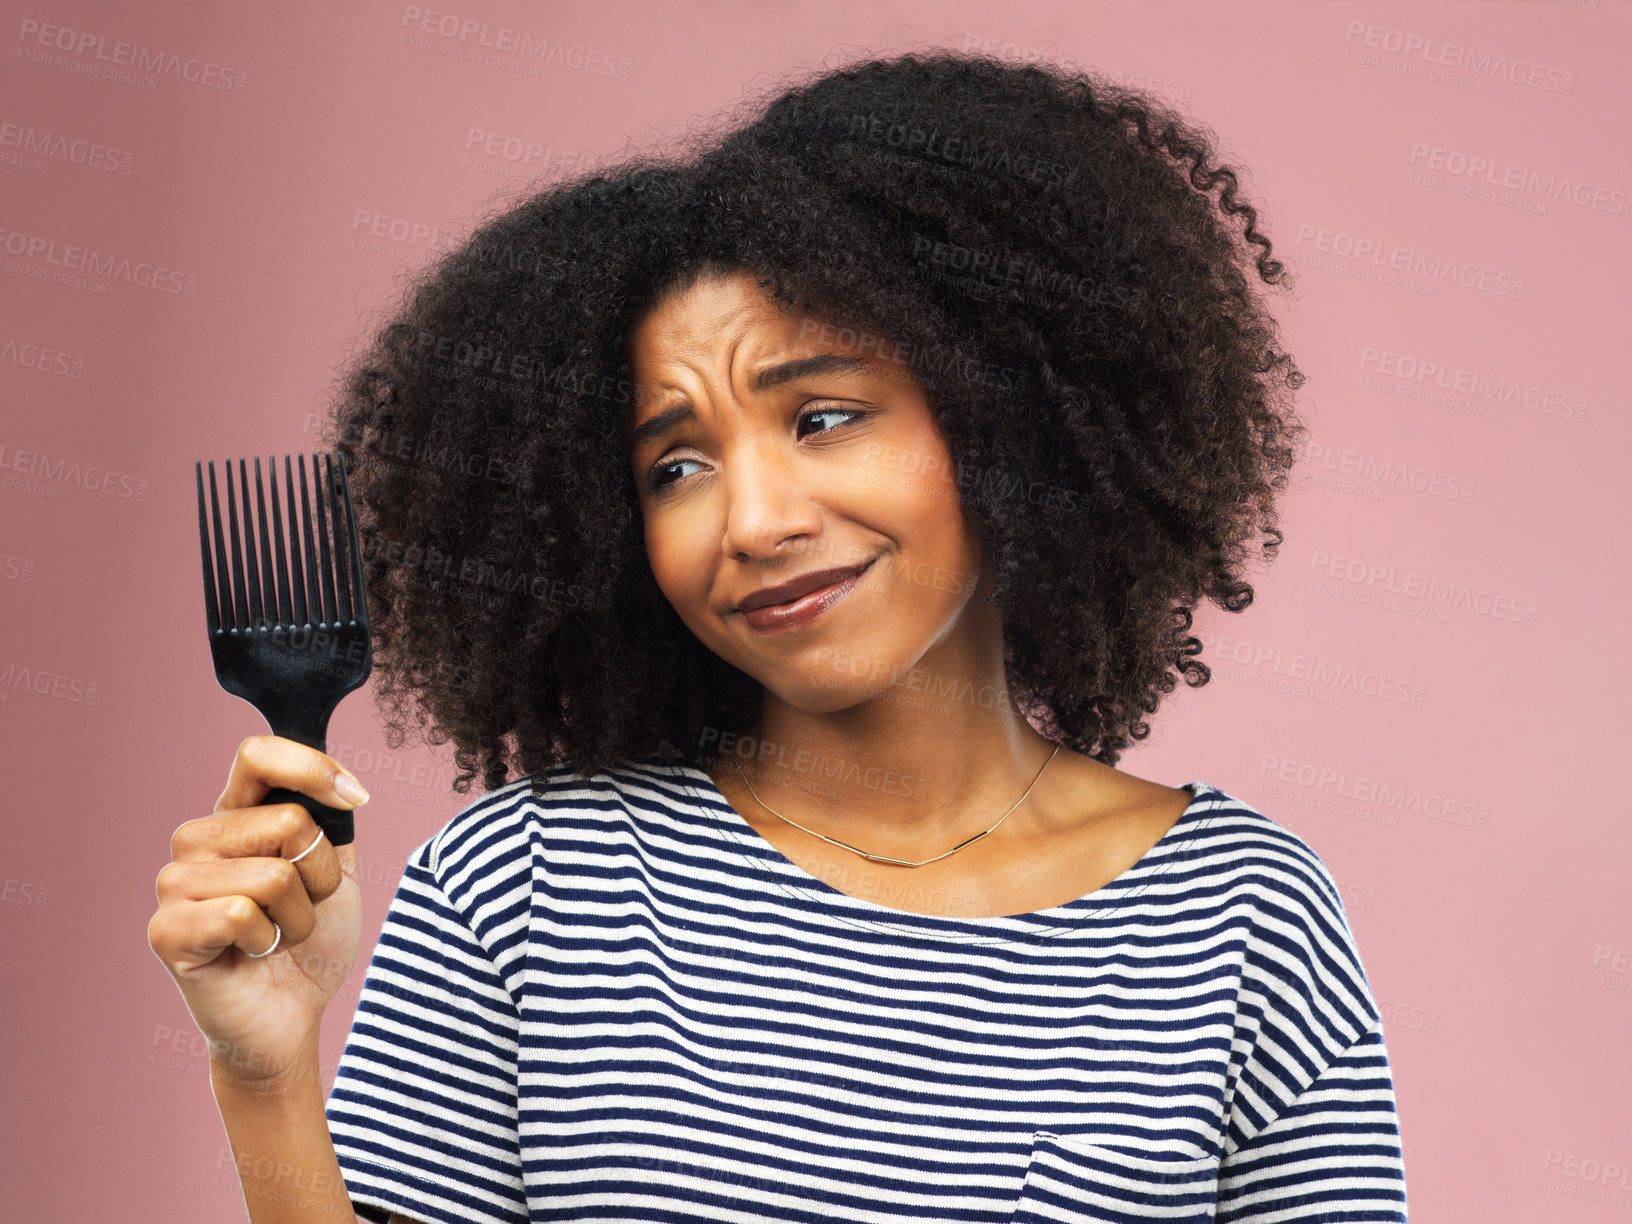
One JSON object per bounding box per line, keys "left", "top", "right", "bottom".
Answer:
{"left": 147, "top": 735, "right": 370, "bottom": 1087}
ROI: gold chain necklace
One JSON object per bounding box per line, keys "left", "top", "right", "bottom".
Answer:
{"left": 733, "top": 743, "right": 1060, "bottom": 868}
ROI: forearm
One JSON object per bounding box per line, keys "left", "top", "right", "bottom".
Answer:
{"left": 210, "top": 1043, "right": 356, "bottom": 1224}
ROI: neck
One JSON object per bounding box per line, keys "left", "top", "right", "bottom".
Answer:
{"left": 711, "top": 596, "right": 1072, "bottom": 853}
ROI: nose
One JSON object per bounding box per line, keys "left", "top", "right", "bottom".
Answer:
{"left": 719, "top": 435, "right": 824, "bottom": 564}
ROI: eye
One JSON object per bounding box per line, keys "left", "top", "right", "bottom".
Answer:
{"left": 643, "top": 403, "right": 872, "bottom": 495}
{"left": 644, "top": 455, "right": 702, "bottom": 494}
{"left": 795, "top": 403, "right": 870, "bottom": 440}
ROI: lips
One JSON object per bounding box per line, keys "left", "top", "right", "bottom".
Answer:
{"left": 739, "top": 558, "right": 876, "bottom": 634}
{"left": 737, "top": 560, "right": 875, "bottom": 612}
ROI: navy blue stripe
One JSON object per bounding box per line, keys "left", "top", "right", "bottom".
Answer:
{"left": 325, "top": 757, "right": 1408, "bottom": 1223}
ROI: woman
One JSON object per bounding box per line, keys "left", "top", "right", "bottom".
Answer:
{"left": 151, "top": 51, "right": 1408, "bottom": 1223}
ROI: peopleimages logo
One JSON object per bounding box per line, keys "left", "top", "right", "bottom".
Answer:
{"left": 1407, "top": 143, "right": 1629, "bottom": 217}
{"left": 0, "top": 443, "right": 149, "bottom": 500}
{"left": 1357, "top": 346, "right": 1589, "bottom": 424}
{"left": 1306, "top": 549, "right": 1540, "bottom": 626}
{"left": 1341, "top": 20, "right": 1576, "bottom": 94}
{"left": 14, "top": 17, "right": 247, "bottom": 93}
{"left": 397, "top": 5, "right": 631, "bottom": 79}
{"left": 1297, "top": 438, "right": 1477, "bottom": 505}
{"left": 1257, "top": 757, "right": 1491, "bottom": 830}
{"left": 1294, "top": 224, "right": 1526, "bottom": 299}
{"left": 0, "top": 662, "right": 99, "bottom": 706}
{"left": 0, "top": 225, "right": 198, "bottom": 296}
{"left": 1196, "top": 630, "right": 1428, "bottom": 707}
{"left": 0, "top": 121, "right": 134, "bottom": 174}
{"left": 0, "top": 336, "right": 85, "bottom": 378}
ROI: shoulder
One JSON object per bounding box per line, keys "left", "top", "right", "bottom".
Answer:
{"left": 1181, "top": 781, "right": 1382, "bottom": 1036}
{"left": 1180, "top": 781, "right": 1350, "bottom": 915}
{"left": 1067, "top": 757, "right": 1342, "bottom": 913}
{"left": 409, "top": 754, "right": 709, "bottom": 886}
{"left": 1187, "top": 785, "right": 1399, "bottom": 1147}
{"left": 379, "top": 757, "right": 706, "bottom": 960}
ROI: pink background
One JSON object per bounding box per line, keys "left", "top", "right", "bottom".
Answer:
{"left": 3, "top": 1, "right": 1629, "bottom": 1219}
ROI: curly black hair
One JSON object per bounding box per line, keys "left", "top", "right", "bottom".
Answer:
{"left": 318, "top": 49, "right": 1308, "bottom": 799}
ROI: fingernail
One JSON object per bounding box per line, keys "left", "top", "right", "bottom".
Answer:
{"left": 334, "top": 771, "right": 370, "bottom": 806}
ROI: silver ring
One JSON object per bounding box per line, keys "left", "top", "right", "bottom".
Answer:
{"left": 244, "top": 920, "right": 282, "bottom": 959}
{"left": 288, "top": 829, "right": 326, "bottom": 864}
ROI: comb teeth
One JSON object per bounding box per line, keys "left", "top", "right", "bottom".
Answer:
{"left": 196, "top": 452, "right": 366, "bottom": 633}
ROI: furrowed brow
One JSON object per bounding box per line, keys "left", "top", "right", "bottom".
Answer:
{"left": 626, "top": 404, "right": 694, "bottom": 452}
{"left": 626, "top": 353, "right": 872, "bottom": 451}
{"left": 750, "top": 353, "right": 870, "bottom": 392}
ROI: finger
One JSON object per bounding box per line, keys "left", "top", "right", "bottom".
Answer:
{"left": 171, "top": 804, "right": 344, "bottom": 905}
{"left": 149, "top": 894, "right": 283, "bottom": 973}
{"left": 215, "top": 734, "right": 371, "bottom": 815}
{"left": 333, "top": 839, "right": 358, "bottom": 885}
{"left": 155, "top": 857, "right": 319, "bottom": 946}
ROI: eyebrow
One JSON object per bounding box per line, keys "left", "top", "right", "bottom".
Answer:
{"left": 625, "top": 353, "right": 871, "bottom": 452}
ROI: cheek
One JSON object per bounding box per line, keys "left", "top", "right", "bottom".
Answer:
{"left": 896, "top": 439, "right": 981, "bottom": 595}
{"left": 885, "top": 435, "right": 964, "bottom": 534}
{"left": 645, "top": 516, "right": 710, "bottom": 608}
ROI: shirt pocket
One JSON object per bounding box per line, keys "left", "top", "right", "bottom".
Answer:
{"left": 1009, "top": 1130, "right": 1221, "bottom": 1223}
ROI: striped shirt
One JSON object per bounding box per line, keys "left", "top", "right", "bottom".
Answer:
{"left": 324, "top": 755, "right": 1409, "bottom": 1223}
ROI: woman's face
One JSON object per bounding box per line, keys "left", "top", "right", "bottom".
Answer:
{"left": 623, "top": 267, "right": 991, "bottom": 715}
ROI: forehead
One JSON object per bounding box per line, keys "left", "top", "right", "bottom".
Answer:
{"left": 626, "top": 270, "right": 807, "bottom": 370}
{"left": 623, "top": 270, "right": 892, "bottom": 425}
